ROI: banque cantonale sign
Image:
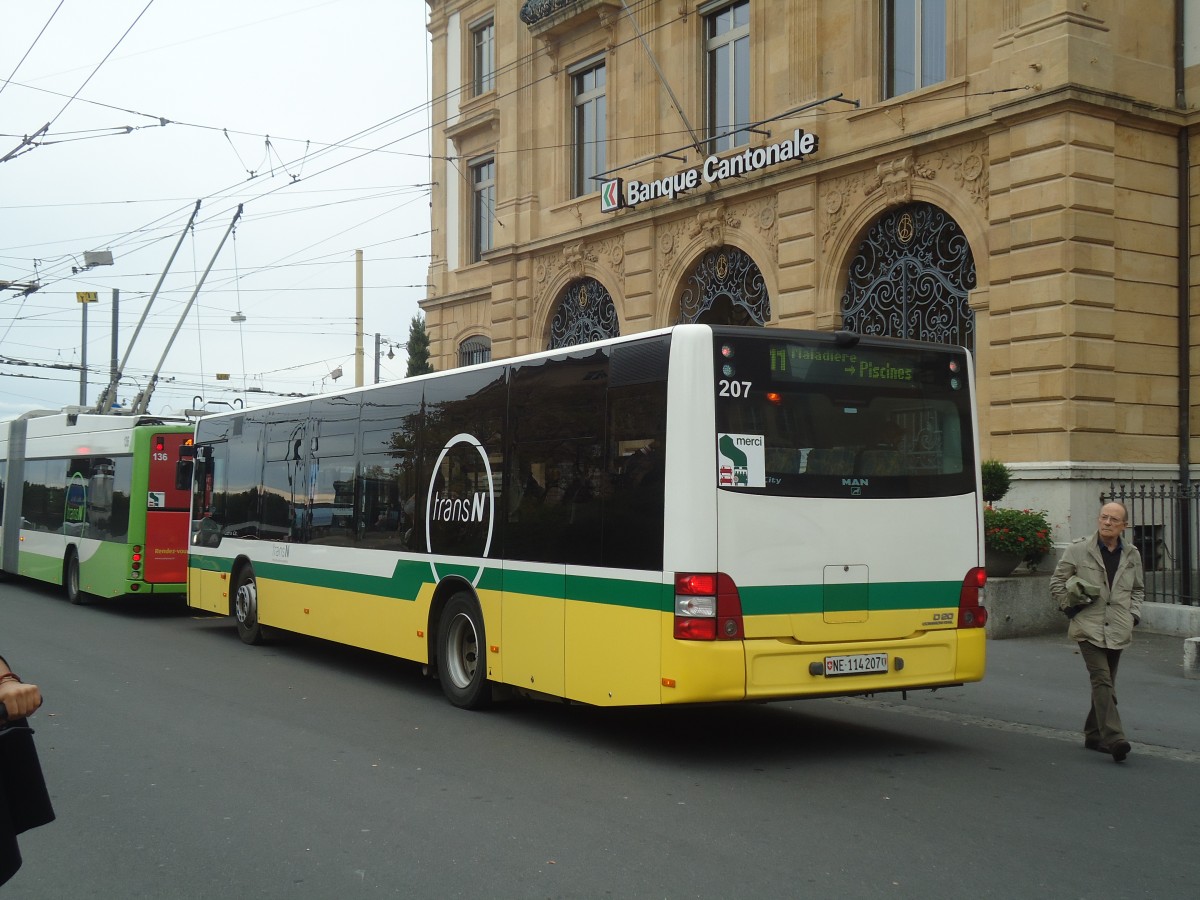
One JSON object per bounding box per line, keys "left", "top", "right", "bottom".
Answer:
{"left": 600, "top": 128, "right": 819, "bottom": 213}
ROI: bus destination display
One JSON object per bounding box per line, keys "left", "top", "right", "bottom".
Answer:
{"left": 768, "top": 344, "right": 918, "bottom": 387}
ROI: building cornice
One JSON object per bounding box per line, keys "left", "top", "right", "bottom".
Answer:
{"left": 520, "top": 0, "right": 620, "bottom": 34}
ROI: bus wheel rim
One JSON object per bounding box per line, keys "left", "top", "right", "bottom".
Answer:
{"left": 235, "top": 580, "right": 257, "bottom": 625}
{"left": 446, "top": 612, "right": 478, "bottom": 688}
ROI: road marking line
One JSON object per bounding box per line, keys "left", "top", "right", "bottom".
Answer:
{"left": 830, "top": 697, "right": 1200, "bottom": 764}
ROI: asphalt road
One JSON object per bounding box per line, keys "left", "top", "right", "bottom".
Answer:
{"left": 2, "top": 577, "right": 1198, "bottom": 899}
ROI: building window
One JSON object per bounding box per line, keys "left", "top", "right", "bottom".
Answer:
{"left": 471, "top": 17, "right": 495, "bottom": 97}
{"left": 549, "top": 278, "right": 619, "bottom": 349}
{"left": 458, "top": 336, "right": 492, "bottom": 367}
{"left": 470, "top": 156, "right": 495, "bottom": 262}
{"left": 678, "top": 246, "right": 771, "bottom": 326}
{"left": 572, "top": 60, "right": 606, "bottom": 197}
{"left": 883, "top": 0, "right": 946, "bottom": 98}
{"left": 839, "top": 202, "right": 976, "bottom": 351}
{"left": 706, "top": 0, "right": 750, "bottom": 154}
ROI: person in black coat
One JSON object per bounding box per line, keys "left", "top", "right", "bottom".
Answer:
{"left": 1, "top": 655, "right": 54, "bottom": 886}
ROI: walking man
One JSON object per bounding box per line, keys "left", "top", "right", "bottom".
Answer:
{"left": 1050, "top": 501, "right": 1145, "bottom": 763}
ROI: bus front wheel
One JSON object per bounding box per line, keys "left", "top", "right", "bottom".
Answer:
{"left": 233, "top": 565, "right": 265, "bottom": 645}
{"left": 436, "top": 592, "right": 492, "bottom": 710}
{"left": 64, "top": 550, "right": 86, "bottom": 605}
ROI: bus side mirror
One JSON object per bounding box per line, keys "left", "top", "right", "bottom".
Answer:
{"left": 175, "top": 460, "right": 193, "bottom": 491}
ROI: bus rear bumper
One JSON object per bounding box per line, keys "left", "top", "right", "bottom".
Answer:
{"left": 125, "top": 581, "right": 187, "bottom": 597}
{"left": 743, "top": 628, "right": 986, "bottom": 701}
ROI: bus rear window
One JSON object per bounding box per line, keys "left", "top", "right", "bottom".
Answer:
{"left": 147, "top": 432, "right": 194, "bottom": 510}
{"left": 714, "top": 335, "right": 975, "bottom": 499}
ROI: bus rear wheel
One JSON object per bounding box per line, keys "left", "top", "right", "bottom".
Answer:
{"left": 437, "top": 592, "right": 492, "bottom": 710}
{"left": 64, "top": 550, "right": 86, "bottom": 605}
{"left": 233, "top": 565, "right": 265, "bottom": 645}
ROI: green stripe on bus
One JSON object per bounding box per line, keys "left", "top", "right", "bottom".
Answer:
{"left": 740, "top": 580, "right": 961, "bottom": 615}
{"left": 566, "top": 573, "right": 666, "bottom": 611}
{"left": 190, "top": 554, "right": 668, "bottom": 610}
{"left": 189, "top": 554, "right": 955, "bottom": 615}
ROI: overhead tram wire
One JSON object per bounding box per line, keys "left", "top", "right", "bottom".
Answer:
{"left": 8, "top": 0, "right": 878, "bottom": 306}
{"left": 3, "top": 124, "right": 434, "bottom": 288}
{"left": 1, "top": 181, "right": 432, "bottom": 301}
{"left": 2, "top": 0, "right": 663, "bottom": 287}
{"left": 0, "top": 183, "right": 433, "bottom": 212}
{"left": 0, "top": 0, "right": 65, "bottom": 103}
{"left": 2, "top": 0, "right": 157, "bottom": 164}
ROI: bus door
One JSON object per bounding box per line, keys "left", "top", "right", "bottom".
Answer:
{"left": 501, "top": 450, "right": 566, "bottom": 699}
{"left": 145, "top": 432, "right": 193, "bottom": 583}
{"left": 504, "top": 351, "right": 608, "bottom": 700}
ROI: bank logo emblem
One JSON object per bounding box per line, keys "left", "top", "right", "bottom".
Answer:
{"left": 599, "top": 178, "right": 623, "bottom": 213}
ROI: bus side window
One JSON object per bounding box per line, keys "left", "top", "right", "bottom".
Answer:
{"left": 175, "top": 459, "right": 193, "bottom": 491}
{"left": 604, "top": 382, "right": 667, "bottom": 571}
{"left": 506, "top": 352, "right": 606, "bottom": 566}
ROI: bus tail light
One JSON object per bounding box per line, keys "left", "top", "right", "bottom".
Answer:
{"left": 958, "top": 567, "right": 988, "bottom": 628}
{"left": 674, "top": 572, "right": 744, "bottom": 641}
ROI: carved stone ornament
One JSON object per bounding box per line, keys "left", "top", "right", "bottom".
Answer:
{"left": 932, "top": 142, "right": 990, "bottom": 209}
{"left": 866, "top": 154, "right": 936, "bottom": 206}
{"left": 534, "top": 234, "right": 623, "bottom": 306}
{"left": 688, "top": 205, "right": 742, "bottom": 251}
{"left": 821, "top": 173, "right": 864, "bottom": 249}
{"left": 821, "top": 144, "right": 989, "bottom": 250}
{"left": 599, "top": 236, "right": 625, "bottom": 277}
{"left": 742, "top": 197, "right": 778, "bottom": 258}
{"left": 563, "top": 242, "right": 597, "bottom": 279}
{"left": 656, "top": 220, "right": 686, "bottom": 285}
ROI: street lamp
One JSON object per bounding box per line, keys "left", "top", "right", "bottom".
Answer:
{"left": 373, "top": 333, "right": 406, "bottom": 383}
{"left": 74, "top": 249, "right": 114, "bottom": 407}
{"left": 231, "top": 311, "right": 248, "bottom": 397}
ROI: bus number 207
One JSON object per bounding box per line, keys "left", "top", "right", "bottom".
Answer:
{"left": 718, "top": 379, "right": 752, "bottom": 398}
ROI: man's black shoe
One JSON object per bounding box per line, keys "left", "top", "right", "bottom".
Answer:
{"left": 1084, "top": 739, "right": 1103, "bottom": 751}
{"left": 1110, "top": 740, "right": 1131, "bottom": 762}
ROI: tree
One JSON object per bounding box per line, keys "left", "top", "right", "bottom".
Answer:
{"left": 980, "top": 459, "right": 1012, "bottom": 504}
{"left": 405, "top": 314, "right": 434, "bottom": 377}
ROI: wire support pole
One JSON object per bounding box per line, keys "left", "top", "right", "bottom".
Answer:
{"left": 133, "top": 204, "right": 242, "bottom": 415}
{"left": 97, "top": 199, "right": 202, "bottom": 413}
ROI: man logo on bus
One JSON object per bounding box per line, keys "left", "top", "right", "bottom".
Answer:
{"left": 426, "top": 433, "right": 496, "bottom": 587}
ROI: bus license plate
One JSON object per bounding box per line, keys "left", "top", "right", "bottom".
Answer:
{"left": 824, "top": 653, "right": 888, "bottom": 677}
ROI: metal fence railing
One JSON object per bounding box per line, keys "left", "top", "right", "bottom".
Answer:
{"left": 1103, "top": 481, "right": 1200, "bottom": 606}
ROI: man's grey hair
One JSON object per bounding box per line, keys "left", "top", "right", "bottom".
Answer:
{"left": 1101, "top": 499, "right": 1129, "bottom": 522}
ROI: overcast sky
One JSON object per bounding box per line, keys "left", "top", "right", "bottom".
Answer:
{"left": 1, "top": 0, "right": 433, "bottom": 420}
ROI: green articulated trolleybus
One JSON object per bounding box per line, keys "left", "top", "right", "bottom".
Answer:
{"left": 0, "top": 410, "right": 195, "bottom": 602}
{"left": 182, "top": 324, "right": 989, "bottom": 710}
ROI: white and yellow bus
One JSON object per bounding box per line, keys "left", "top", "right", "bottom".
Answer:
{"left": 183, "top": 324, "right": 987, "bottom": 709}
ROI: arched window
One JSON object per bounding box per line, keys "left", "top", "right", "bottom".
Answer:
{"left": 458, "top": 336, "right": 492, "bottom": 367}
{"left": 840, "top": 201, "right": 976, "bottom": 350}
{"left": 678, "top": 246, "right": 770, "bottom": 326}
{"left": 548, "top": 278, "right": 619, "bottom": 349}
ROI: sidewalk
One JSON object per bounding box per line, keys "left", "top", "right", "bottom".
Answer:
{"left": 961, "top": 629, "right": 1200, "bottom": 756}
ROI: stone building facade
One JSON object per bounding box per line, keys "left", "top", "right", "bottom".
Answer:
{"left": 422, "top": 0, "right": 1200, "bottom": 545}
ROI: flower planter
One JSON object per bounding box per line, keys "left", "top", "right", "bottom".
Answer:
{"left": 984, "top": 548, "right": 1024, "bottom": 578}
{"left": 983, "top": 506, "right": 1053, "bottom": 575}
